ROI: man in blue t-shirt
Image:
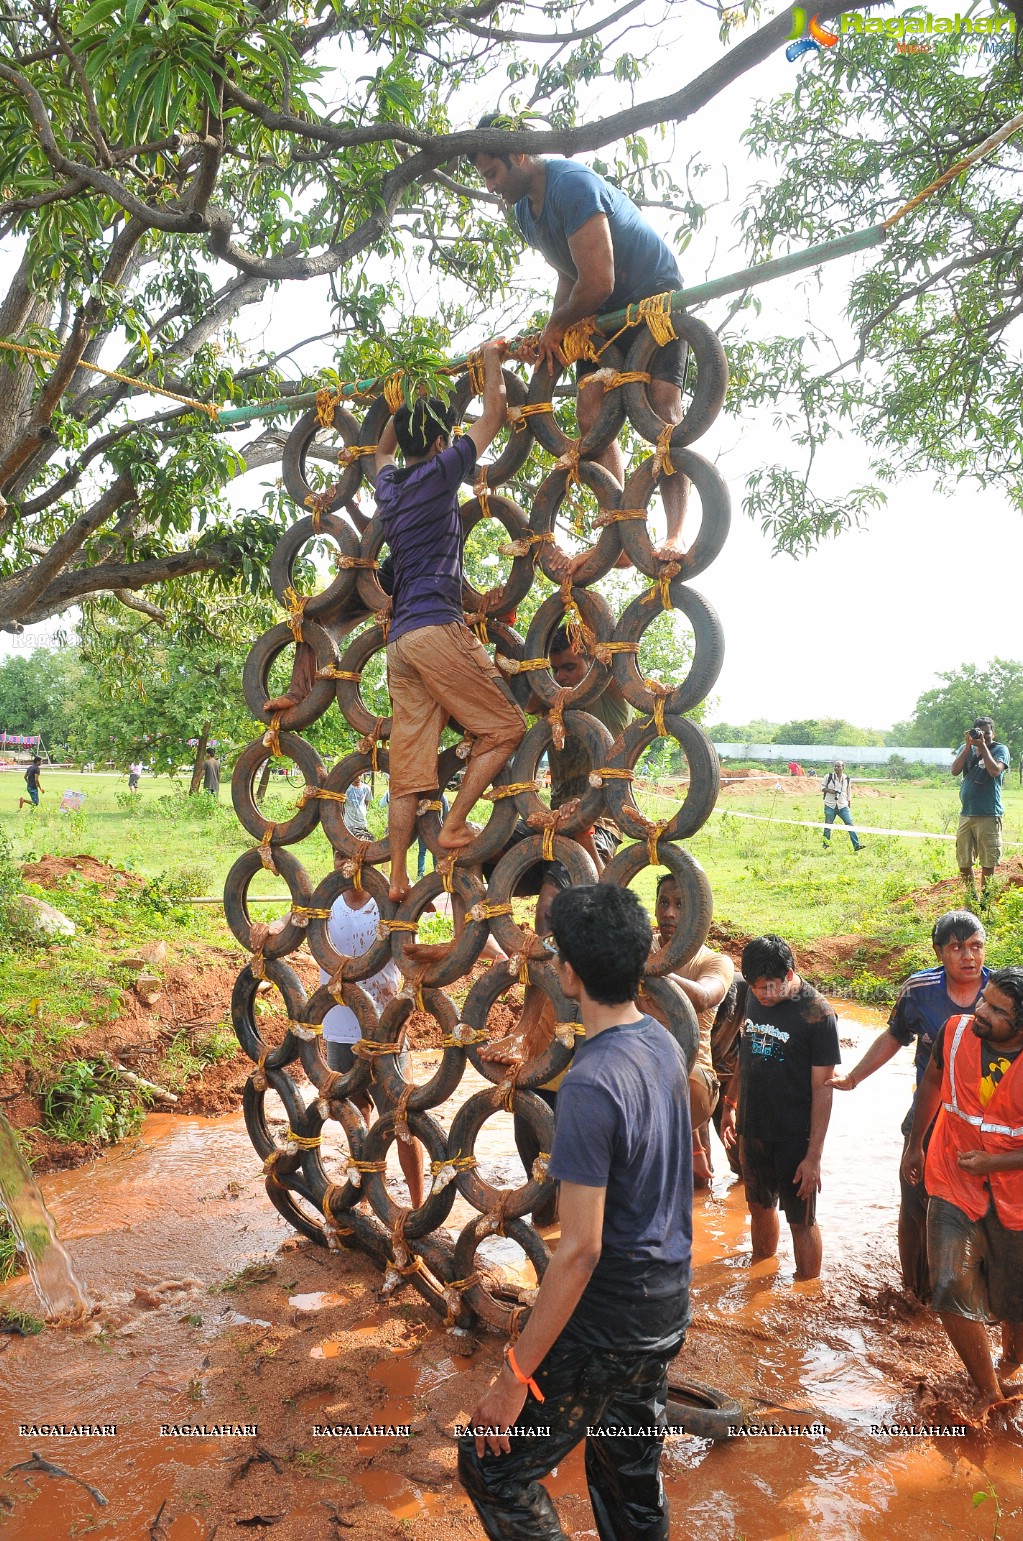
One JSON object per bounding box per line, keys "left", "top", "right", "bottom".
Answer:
{"left": 951, "top": 715, "right": 1010, "bottom": 888}
{"left": 375, "top": 340, "right": 526, "bottom": 899}
{"left": 458, "top": 884, "right": 692, "bottom": 1540}
{"left": 470, "top": 126, "right": 690, "bottom": 559}
{"left": 830, "top": 911, "right": 987, "bottom": 1299}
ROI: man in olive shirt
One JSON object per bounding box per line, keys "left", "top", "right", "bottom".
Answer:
{"left": 952, "top": 716, "right": 1009, "bottom": 888}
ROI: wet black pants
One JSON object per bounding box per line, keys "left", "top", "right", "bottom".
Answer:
{"left": 457, "top": 1332, "right": 678, "bottom": 1540}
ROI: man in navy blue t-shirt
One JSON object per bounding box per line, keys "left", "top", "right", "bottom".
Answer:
{"left": 830, "top": 910, "right": 987, "bottom": 1298}
{"left": 375, "top": 341, "right": 526, "bottom": 899}
{"left": 458, "top": 884, "right": 692, "bottom": 1540}
{"left": 470, "top": 127, "right": 690, "bottom": 560}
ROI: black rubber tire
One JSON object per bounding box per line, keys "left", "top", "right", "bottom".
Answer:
{"left": 507, "top": 712, "right": 613, "bottom": 836}
{"left": 459, "top": 492, "right": 536, "bottom": 620}
{"left": 333, "top": 621, "right": 392, "bottom": 740}
{"left": 523, "top": 343, "right": 626, "bottom": 460}
{"left": 242, "top": 1062, "right": 310, "bottom": 1165}
{"left": 282, "top": 404, "right": 365, "bottom": 512}
{"left": 599, "top": 838, "right": 713, "bottom": 976}
{"left": 611, "top": 582, "right": 725, "bottom": 718}
{"left": 222, "top": 845, "right": 313, "bottom": 960}
{"left": 452, "top": 1211, "right": 551, "bottom": 1334}
{"left": 303, "top": 864, "right": 395, "bottom": 983}
{"left": 446, "top": 1086, "right": 555, "bottom": 1220}
{"left": 622, "top": 314, "right": 728, "bottom": 446}
{"left": 528, "top": 459, "right": 625, "bottom": 588}
{"left": 461, "top": 957, "right": 580, "bottom": 1092}
{"left": 480, "top": 619, "right": 532, "bottom": 714}
{"left": 356, "top": 397, "right": 391, "bottom": 495}
{"left": 665, "top": 1374, "right": 742, "bottom": 1442}
{"left": 450, "top": 368, "right": 531, "bottom": 485}
{"left": 361, "top": 1108, "right": 456, "bottom": 1239}
{"left": 268, "top": 511, "right": 361, "bottom": 623}
{"left": 483, "top": 833, "right": 597, "bottom": 959}
{"left": 603, "top": 714, "right": 720, "bottom": 844}
{"left": 370, "top": 990, "right": 467, "bottom": 1112}
{"left": 389, "top": 868, "right": 488, "bottom": 988}
{"left": 520, "top": 588, "right": 615, "bottom": 709}
{"left": 295, "top": 982, "right": 377, "bottom": 1103}
{"left": 639, "top": 973, "right": 700, "bottom": 1073}
{"left": 242, "top": 620, "right": 340, "bottom": 731}
{"left": 231, "top": 732, "right": 325, "bottom": 845}
{"left": 317, "top": 748, "right": 392, "bottom": 865}
{"left": 230, "top": 958, "right": 308, "bottom": 1067}
{"left": 298, "top": 1096, "right": 368, "bottom": 1224}
{"left": 619, "top": 447, "right": 731, "bottom": 582}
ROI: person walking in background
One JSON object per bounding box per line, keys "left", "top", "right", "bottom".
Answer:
{"left": 343, "top": 771, "right": 372, "bottom": 841}
{"left": 128, "top": 759, "right": 143, "bottom": 793}
{"left": 202, "top": 748, "right": 221, "bottom": 798}
{"left": 951, "top": 717, "right": 1009, "bottom": 890}
{"left": 19, "top": 755, "right": 43, "bottom": 809}
{"left": 821, "top": 760, "right": 862, "bottom": 852}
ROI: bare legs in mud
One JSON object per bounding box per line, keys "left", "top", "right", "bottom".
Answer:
{"left": 937, "top": 1316, "right": 1023, "bottom": 1419}
{"left": 749, "top": 1203, "right": 823, "bottom": 1282}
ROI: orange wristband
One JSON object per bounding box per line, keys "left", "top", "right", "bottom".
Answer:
{"left": 505, "top": 1346, "right": 544, "bottom": 1403}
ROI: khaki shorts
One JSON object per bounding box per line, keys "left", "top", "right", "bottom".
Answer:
{"left": 956, "top": 814, "right": 1002, "bottom": 870}
{"left": 689, "top": 1063, "right": 719, "bottom": 1129}
{"left": 386, "top": 622, "right": 525, "bottom": 798}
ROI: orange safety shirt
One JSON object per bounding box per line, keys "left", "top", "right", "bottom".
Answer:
{"left": 925, "top": 1013, "right": 1023, "bottom": 1229}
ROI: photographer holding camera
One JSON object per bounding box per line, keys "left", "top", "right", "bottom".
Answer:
{"left": 951, "top": 717, "right": 1010, "bottom": 889}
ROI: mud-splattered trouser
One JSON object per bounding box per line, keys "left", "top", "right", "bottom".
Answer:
{"left": 457, "top": 1331, "right": 683, "bottom": 1540}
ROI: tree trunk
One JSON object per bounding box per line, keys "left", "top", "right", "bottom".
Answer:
{"left": 189, "top": 720, "right": 211, "bottom": 794}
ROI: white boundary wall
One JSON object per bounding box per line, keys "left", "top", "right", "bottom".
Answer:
{"left": 713, "top": 743, "right": 954, "bottom": 767}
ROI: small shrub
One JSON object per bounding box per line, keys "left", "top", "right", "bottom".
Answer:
{"left": 42, "top": 1058, "right": 148, "bottom": 1145}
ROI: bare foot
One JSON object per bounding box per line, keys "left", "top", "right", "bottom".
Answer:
{"left": 692, "top": 1146, "right": 713, "bottom": 1186}
{"left": 263, "top": 693, "right": 299, "bottom": 713}
{"left": 437, "top": 823, "right": 476, "bottom": 852}
{"left": 480, "top": 1033, "right": 526, "bottom": 1064}
{"left": 388, "top": 881, "right": 411, "bottom": 903}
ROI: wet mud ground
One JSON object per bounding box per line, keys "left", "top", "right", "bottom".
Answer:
{"left": 1, "top": 1008, "right": 1022, "bottom": 1540}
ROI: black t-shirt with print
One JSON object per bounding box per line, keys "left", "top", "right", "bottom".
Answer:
{"left": 738, "top": 983, "right": 840, "bottom": 1142}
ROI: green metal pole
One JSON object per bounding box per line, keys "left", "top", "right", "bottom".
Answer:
{"left": 213, "top": 223, "right": 887, "bottom": 428}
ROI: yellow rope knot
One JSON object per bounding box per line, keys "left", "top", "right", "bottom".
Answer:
{"left": 342, "top": 840, "right": 370, "bottom": 891}
{"left": 547, "top": 686, "right": 570, "bottom": 751}
{"left": 497, "top": 653, "right": 551, "bottom": 675}
{"left": 286, "top": 1129, "right": 322, "bottom": 1149}
{"left": 593, "top": 507, "right": 647, "bottom": 528}
{"left": 654, "top": 422, "right": 677, "bottom": 478}
{"left": 645, "top": 819, "right": 670, "bottom": 866}
{"left": 474, "top": 465, "right": 491, "bottom": 516}
{"left": 383, "top": 372, "right": 405, "bottom": 413}
{"left": 315, "top": 387, "right": 342, "bottom": 428}
{"left": 469, "top": 901, "right": 514, "bottom": 922}
{"left": 314, "top": 665, "right": 363, "bottom": 682}
{"left": 336, "top": 443, "right": 378, "bottom": 466}
{"left": 282, "top": 585, "right": 310, "bottom": 643}
{"left": 262, "top": 716, "right": 283, "bottom": 758}
{"left": 499, "top": 529, "right": 555, "bottom": 558}
{"left": 257, "top": 827, "right": 279, "bottom": 875}
{"left": 506, "top": 401, "right": 557, "bottom": 434}
{"left": 304, "top": 487, "right": 337, "bottom": 530}
{"left": 336, "top": 554, "right": 380, "bottom": 571}
{"left": 488, "top": 781, "right": 540, "bottom": 800}
{"left": 554, "top": 443, "right": 581, "bottom": 488}
{"left": 377, "top": 919, "right": 419, "bottom": 938}
{"left": 466, "top": 347, "right": 486, "bottom": 397}
{"left": 559, "top": 317, "right": 601, "bottom": 364}
{"left": 629, "top": 291, "right": 679, "bottom": 348}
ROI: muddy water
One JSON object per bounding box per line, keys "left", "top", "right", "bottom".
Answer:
{"left": 1, "top": 1009, "right": 1021, "bottom": 1539}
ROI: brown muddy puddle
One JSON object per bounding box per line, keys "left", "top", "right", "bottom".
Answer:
{"left": 1, "top": 1009, "right": 1021, "bottom": 1539}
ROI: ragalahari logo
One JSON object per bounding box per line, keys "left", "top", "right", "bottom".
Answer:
{"left": 786, "top": 7, "right": 840, "bottom": 59}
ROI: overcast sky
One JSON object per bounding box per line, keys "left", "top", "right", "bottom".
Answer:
{"left": 4, "top": 2, "right": 1019, "bottom": 733}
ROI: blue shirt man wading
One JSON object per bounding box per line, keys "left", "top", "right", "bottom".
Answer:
{"left": 458, "top": 884, "right": 692, "bottom": 1541}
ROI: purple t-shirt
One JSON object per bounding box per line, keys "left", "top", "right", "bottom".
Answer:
{"left": 376, "top": 437, "right": 477, "bottom": 642}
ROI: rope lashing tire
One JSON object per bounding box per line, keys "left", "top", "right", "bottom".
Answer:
{"left": 459, "top": 491, "right": 536, "bottom": 619}
{"left": 360, "top": 1108, "right": 457, "bottom": 1239}
{"left": 602, "top": 714, "right": 720, "bottom": 844}
{"left": 507, "top": 712, "right": 614, "bottom": 836}
{"left": 611, "top": 581, "right": 725, "bottom": 717}
{"left": 519, "top": 587, "right": 616, "bottom": 710}
{"left": 223, "top": 844, "right": 314, "bottom": 960}
{"left": 450, "top": 367, "right": 532, "bottom": 484}
{"left": 446, "top": 1086, "right": 556, "bottom": 1220}
{"left": 523, "top": 344, "right": 627, "bottom": 460}
{"left": 619, "top": 447, "right": 731, "bottom": 582}
{"left": 389, "top": 867, "right": 489, "bottom": 988}
{"left": 528, "top": 459, "right": 626, "bottom": 589}
{"left": 369, "top": 989, "right": 467, "bottom": 1111}
{"left": 451, "top": 1211, "right": 551, "bottom": 1334}
{"left": 460, "top": 958, "right": 581, "bottom": 1092}
{"left": 316, "top": 748, "right": 394, "bottom": 866}
{"left": 243, "top": 1059, "right": 315, "bottom": 1167}
{"left": 600, "top": 838, "right": 714, "bottom": 978}
{"left": 303, "top": 862, "right": 396, "bottom": 982}
{"left": 231, "top": 731, "right": 325, "bottom": 845}
{"left": 231, "top": 958, "right": 308, "bottom": 1066}
{"left": 332, "top": 621, "right": 393, "bottom": 740}
{"left": 281, "top": 403, "right": 367, "bottom": 512}
{"left": 481, "top": 833, "right": 598, "bottom": 958}
{"left": 242, "top": 620, "right": 341, "bottom": 731}
{"left": 622, "top": 313, "right": 728, "bottom": 447}
{"left": 269, "top": 511, "right": 362, "bottom": 623}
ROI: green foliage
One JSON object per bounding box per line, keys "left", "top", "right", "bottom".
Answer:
{"left": 0, "top": 1305, "right": 46, "bottom": 1334}
{"left": 0, "top": 1224, "right": 19, "bottom": 1286}
{"left": 42, "top": 1057, "right": 148, "bottom": 1145}
{"left": 0, "top": 649, "right": 81, "bottom": 748}
{"left": 904, "top": 658, "right": 1023, "bottom": 756}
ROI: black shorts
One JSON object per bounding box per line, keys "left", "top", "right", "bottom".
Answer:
{"left": 485, "top": 819, "right": 620, "bottom": 896}
{"left": 927, "top": 1195, "right": 1023, "bottom": 1323}
{"left": 577, "top": 332, "right": 687, "bottom": 389}
{"left": 740, "top": 1135, "right": 816, "bottom": 1228}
